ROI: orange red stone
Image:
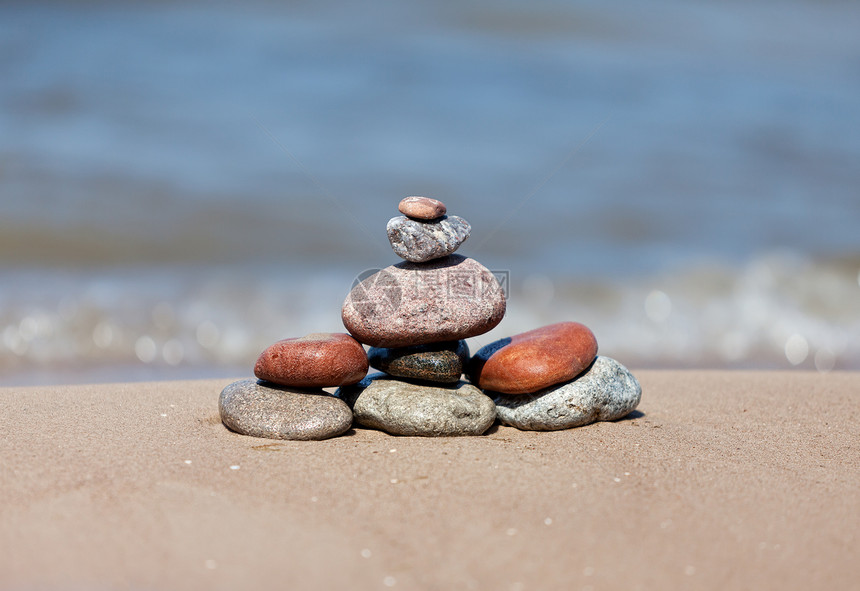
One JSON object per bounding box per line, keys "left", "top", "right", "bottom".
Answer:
{"left": 467, "top": 322, "right": 598, "bottom": 394}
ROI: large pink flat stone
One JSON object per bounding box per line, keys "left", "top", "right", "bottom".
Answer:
{"left": 342, "top": 255, "right": 506, "bottom": 348}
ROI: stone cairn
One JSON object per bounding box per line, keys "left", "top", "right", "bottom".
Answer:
{"left": 219, "top": 197, "right": 641, "bottom": 440}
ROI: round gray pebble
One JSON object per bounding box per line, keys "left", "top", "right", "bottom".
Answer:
{"left": 491, "top": 356, "right": 641, "bottom": 431}
{"left": 335, "top": 373, "right": 495, "bottom": 436}
{"left": 219, "top": 378, "right": 353, "bottom": 440}
{"left": 386, "top": 215, "right": 471, "bottom": 262}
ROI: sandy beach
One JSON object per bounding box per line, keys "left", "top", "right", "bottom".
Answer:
{"left": 1, "top": 370, "right": 857, "bottom": 590}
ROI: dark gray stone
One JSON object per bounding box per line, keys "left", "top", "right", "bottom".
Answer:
{"left": 490, "top": 356, "right": 641, "bottom": 431}
{"left": 386, "top": 215, "right": 471, "bottom": 262}
{"left": 219, "top": 379, "right": 353, "bottom": 440}
{"left": 335, "top": 373, "right": 496, "bottom": 437}
{"left": 368, "top": 340, "right": 469, "bottom": 383}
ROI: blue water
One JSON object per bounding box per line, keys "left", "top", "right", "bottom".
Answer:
{"left": 2, "top": 0, "right": 860, "bottom": 384}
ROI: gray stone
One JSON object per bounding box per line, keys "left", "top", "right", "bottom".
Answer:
{"left": 342, "top": 254, "right": 506, "bottom": 348}
{"left": 386, "top": 215, "right": 471, "bottom": 262}
{"left": 490, "top": 356, "right": 641, "bottom": 431}
{"left": 219, "top": 379, "right": 353, "bottom": 440}
{"left": 335, "top": 373, "right": 496, "bottom": 436}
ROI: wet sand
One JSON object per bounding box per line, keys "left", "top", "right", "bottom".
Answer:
{"left": 1, "top": 371, "right": 858, "bottom": 590}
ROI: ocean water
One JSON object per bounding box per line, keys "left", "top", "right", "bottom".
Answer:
{"left": 2, "top": 0, "right": 859, "bottom": 385}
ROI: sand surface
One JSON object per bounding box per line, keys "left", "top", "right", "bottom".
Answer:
{"left": 2, "top": 371, "right": 858, "bottom": 590}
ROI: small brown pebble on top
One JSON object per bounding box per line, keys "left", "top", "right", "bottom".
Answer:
{"left": 398, "top": 196, "right": 446, "bottom": 220}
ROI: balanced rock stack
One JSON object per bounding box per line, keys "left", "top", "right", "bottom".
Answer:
{"left": 337, "top": 197, "right": 505, "bottom": 436}
{"left": 218, "top": 196, "right": 641, "bottom": 440}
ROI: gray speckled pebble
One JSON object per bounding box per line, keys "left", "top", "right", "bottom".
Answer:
{"left": 219, "top": 379, "right": 353, "bottom": 440}
{"left": 335, "top": 373, "right": 495, "bottom": 436}
{"left": 491, "top": 356, "right": 641, "bottom": 431}
{"left": 386, "top": 215, "right": 471, "bottom": 262}
{"left": 368, "top": 340, "right": 469, "bottom": 383}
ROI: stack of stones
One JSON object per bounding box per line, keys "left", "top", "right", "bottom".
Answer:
{"left": 218, "top": 196, "right": 641, "bottom": 440}
{"left": 218, "top": 333, "right": 367, "bottom": 440}
{"left": 337, "top": 197, "right": 505, "bottom": 436}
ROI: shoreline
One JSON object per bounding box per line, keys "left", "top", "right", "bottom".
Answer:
{"left": 2, "top": 371, "right": 858, "bottom": 589}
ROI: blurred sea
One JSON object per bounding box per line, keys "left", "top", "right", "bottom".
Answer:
{"left": 2, "top": 0, "right": 859, "bottom": 385}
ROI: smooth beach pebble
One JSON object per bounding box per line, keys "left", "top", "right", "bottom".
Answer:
{"left": 491, "top": 356, "right": 641, "bottom": 431}
{"left": 468, "top": 321, "right": 598, "bottom": 395}
{"left": 398, "top": 196, "right": 447, "bottom": 220}
{"left": 342, "top": 254, "right": 506, "bottom": 348}
{"left": 254, "top": 332, "right": 368, "bottom": 388}
{"left": 368, "top": 340, "right": 469, "bottom": 383}
{"left": 219, "top": 379, "right": 353, "bottom": 440}
{"left": 386, "top": 215, "right": 471, "bottom": 263}
{"left": 335, "top": 373, "right": 496, "bottom": 436}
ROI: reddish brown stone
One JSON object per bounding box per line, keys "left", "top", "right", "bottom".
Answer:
{"left": 398, "top": 196, "right": 447, "bottom": 220}
{"left": 467, "top": 322, "right": 598, "bottom": 395}
{"left": 254, "top": 333, "right": 368, "bottom": 388}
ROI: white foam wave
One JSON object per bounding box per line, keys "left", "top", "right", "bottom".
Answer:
{"left": 1, "top": 252, "right": 858, "bottom": 385}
